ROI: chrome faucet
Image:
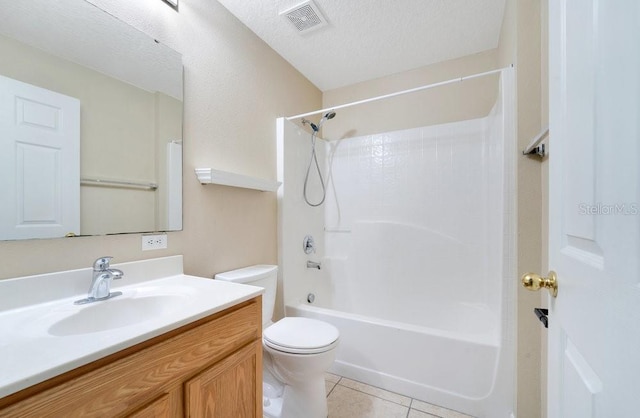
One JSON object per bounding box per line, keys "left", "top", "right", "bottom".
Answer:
{"left": 74, "top": 256, "right": 124, "bottom": 305}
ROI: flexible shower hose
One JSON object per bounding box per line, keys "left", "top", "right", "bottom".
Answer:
{"left": 303, "top": 129, "right": 326, "bottom": 207}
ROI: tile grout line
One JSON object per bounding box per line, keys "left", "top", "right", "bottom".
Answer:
{"left": 328, "top": 375, "right": 470, "bottom": 418}
{"left": 408, "top": 398, "right": 444, "bottom": 418}
{"left": 326, "top": 376, "right": 342, "bottom": 398}
{"left": 334, "top": 380, "right": 411, "bottom": 409}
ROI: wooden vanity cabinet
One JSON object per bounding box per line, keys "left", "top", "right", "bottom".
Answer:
{"left": 0, "top": 297, "right": 263, "bottom": 418}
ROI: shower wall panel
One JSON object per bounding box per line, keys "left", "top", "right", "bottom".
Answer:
{"left": 323, "top": 117, "right": 504, "bottom": 321}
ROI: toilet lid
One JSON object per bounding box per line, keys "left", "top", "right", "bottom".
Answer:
{"left": 263, "top": 317, "right": 339, "bottom": 352}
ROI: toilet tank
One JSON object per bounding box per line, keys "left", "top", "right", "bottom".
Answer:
{"left": 214, "top": 265, "right": 278, "bottom": 327}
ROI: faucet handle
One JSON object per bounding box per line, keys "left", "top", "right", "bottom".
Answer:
{"left": 111, "top": 268, "right": 124, "bottom": 280}
{"left": 93, "top": 256, "right": 113, "bottom": 271}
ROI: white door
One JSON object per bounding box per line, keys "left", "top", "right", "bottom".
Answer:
{"left": 548, "top": 1, "right": 640, "bottom": 417}
{"left": 0, "top": 74, "right": 80, "bottom": 240}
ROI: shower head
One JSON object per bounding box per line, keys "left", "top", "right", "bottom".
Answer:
{"left": 301, "top": 111, "right": 336, "bottom": 133}
{"left": 317, "top": 111, "right": 336, "bottom": 129}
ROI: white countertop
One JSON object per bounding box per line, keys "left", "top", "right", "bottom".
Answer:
{"left": 0, "top": 256, "right": 263, "bottom": 398}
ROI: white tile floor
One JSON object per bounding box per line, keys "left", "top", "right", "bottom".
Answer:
{"left": 325, "top": 373, "right": 475, "bottom": 418}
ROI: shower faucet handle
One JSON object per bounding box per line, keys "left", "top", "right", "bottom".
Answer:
{"left": 303, "top": 235, "right": 316, "bottom": 254}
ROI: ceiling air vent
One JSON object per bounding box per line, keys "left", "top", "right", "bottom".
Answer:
{"left": 280, "top": 0, "right": 328, "bottom": 33}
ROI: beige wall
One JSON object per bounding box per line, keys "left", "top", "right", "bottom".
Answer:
{"left": 499, "top": 0, "right": 548, "bottom": 417}
{"left": 322, "top": 49, "right": 500, "bottom": 139}
{"left": 0, "top": 0, "right": 321, "bottom": 280}
{"left": 539, "top": 0, "right": 549, "bottom": 416}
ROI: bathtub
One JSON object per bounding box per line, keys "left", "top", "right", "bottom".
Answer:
{"left": 277, "top": 71, "right": 516, "bottom": 417}
{"left": 287, "top": 302, "right": 503, "bottom": 416}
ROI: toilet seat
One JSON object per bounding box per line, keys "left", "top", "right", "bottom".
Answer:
{"left": 263, "top": 317, "right": 339, "bottom": 354}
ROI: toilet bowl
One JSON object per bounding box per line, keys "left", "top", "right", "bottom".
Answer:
{"left": 263, "top": 317, "right": 338, "bottom": 418}
{"left": 215, "top": 265, "right": 339, "bottom": 418}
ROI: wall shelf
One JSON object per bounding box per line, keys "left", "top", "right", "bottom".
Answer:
{"left": 195, "top": 168, "right": 281, "bottom": 192}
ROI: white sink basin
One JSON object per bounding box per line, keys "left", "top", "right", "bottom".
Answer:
{"left": 48, "top": 293, "right": 188, "bottom": 336}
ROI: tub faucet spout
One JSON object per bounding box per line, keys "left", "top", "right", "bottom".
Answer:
{"left": 307, "top": 260, "right": 321, "bottom": 270}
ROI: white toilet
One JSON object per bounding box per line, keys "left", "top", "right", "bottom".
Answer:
{"left": 215, "top": 265, "right": 339, "bottom": 418}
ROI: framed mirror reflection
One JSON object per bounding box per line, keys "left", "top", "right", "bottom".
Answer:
{"left": 0, "top": 0, "right": 183, "bottom": 241}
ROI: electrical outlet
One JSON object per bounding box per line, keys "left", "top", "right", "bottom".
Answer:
{"left": 141, "top": 234, "right": 168, "bottom": 251}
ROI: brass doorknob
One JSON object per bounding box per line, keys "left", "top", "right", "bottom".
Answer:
{"left": 521, "top": 271, "right": 558, "bottom": 297}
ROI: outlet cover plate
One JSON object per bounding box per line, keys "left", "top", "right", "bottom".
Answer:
{"left": 142, "top": 234, "right": 168, "bottom": 251}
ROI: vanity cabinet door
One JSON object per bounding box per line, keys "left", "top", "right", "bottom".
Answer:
{"left": 185, "top": 339, "right": 262, "bottom": 418}
{"left": 128, "top": 393, "right": 179, "bottom": 418}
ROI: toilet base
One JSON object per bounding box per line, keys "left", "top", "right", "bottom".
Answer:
{"left": 263, "top": 394, "right": 283, "bottom": 418}
{"left": 263, "top": 378, "right": 327, "bottom": 418}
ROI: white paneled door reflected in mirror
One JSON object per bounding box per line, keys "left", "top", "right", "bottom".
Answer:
{"left": 0, "top": 0, "right": 183, "bottom": 240}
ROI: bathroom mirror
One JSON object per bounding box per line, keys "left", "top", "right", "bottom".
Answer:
{"left": 0, "top": 0, "right": 183, "bottom": 240}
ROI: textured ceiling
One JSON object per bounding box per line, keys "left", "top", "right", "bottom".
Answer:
{"left": 0, "top": 0, "right": 182, "bottom": 99}
{"left": 216, "top": 0, "right": 506, "bottom": 91}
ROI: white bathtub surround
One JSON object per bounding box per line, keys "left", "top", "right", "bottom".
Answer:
{"left": 0, "top": 255, "right": 263, "bottom": 397}
{"left": 278, "top": 69, "right": 516, "bottom": 417}
{"left": 290, "top": 303, "right": 498, "bottom": 398}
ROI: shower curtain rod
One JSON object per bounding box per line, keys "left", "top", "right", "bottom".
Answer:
{"left": 285, "top": 65, "right": 513, "bottom": 120}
